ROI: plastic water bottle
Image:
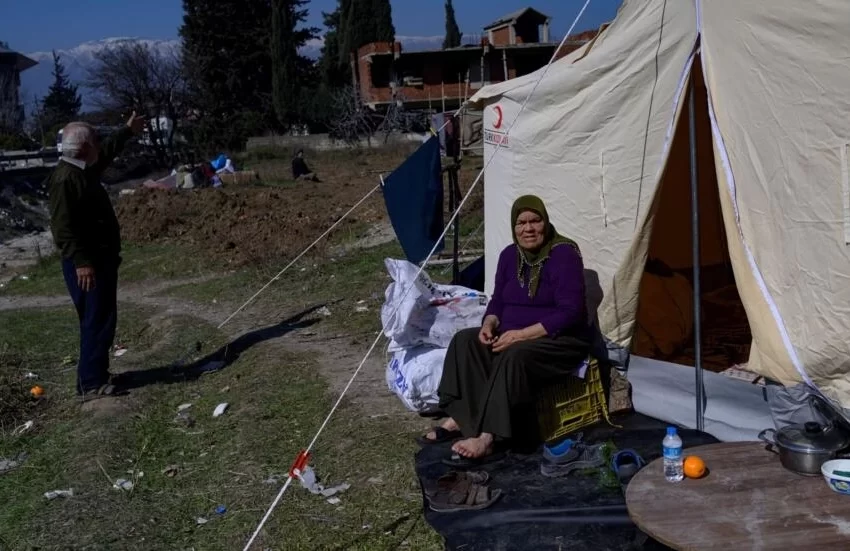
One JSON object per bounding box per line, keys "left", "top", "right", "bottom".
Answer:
{"left": 662, "top": 426, "right": 684, "bottom": 482}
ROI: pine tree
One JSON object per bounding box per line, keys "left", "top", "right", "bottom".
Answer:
{"left": 180, "top": 0, "right": 275, "bottom": 148}
{"left": 337, "top": 0, "right": 395, "bottom": 65}
{"left": 40, "top": 51, "right": 82, "bottom": 131}
{"left": 443, "top": 0, "right": 462, "bottom": 49}
{"left": 319, "top": 7, "right": 349, "bottom": 89}
{"left": 271, "top": 0, "right": 316, "bottom": 129}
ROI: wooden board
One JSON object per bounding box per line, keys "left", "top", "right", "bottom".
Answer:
{"left": 626, "top": 442, "right": 850, "bottom": 550}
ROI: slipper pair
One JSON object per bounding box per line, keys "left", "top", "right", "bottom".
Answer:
{"left": 425, "top": 470, "right": 502, "bottom": 513}
{"left": 78, "top": 383, "right": 125, "bottom": 402}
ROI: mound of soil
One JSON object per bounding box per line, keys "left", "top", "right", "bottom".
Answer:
{"left": 115, "top": 181, "right": 388, "bottom": 265}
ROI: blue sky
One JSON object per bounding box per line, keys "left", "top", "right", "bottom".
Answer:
{"left": 1, "top": 0, "right": 622, "bottom": 53}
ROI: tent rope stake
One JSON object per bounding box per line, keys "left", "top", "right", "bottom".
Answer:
{"left": 241, "top": 1, "right": 594, "bottom": 548}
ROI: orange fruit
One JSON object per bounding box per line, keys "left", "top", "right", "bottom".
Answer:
{"left": 683, "top": 455, "right": 706, "bottom": 479}
{"left": 30, "top": 385, "right": 44, "bottom": 398}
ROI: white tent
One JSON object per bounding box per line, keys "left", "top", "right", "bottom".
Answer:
{"left": 470, "top": 0, "right": 850, "bottom": 439}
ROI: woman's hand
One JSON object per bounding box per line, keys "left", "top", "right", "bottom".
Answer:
{"left": 479, "top": 316, "right": 499, "bottom": 345}
{"left": 492, "top": 330, "right": 526, "bottom": 353}
{"left": 491, "top": 323, "right": 548, "bottom": 353}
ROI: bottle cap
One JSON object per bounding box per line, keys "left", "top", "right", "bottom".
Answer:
{"left": 666, "top": 426, "right": 677, "bottom": 437}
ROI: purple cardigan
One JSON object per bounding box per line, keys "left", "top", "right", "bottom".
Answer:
{"left": 484, "top": 243, "right": 588, "bottom": 337}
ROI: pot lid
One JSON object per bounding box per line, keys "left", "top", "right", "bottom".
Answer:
{"left": 776, "top": 422, "right": 850, "bottom": 453}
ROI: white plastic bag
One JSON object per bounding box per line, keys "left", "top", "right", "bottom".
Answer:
{"left": 381, "top": 259, "right": 487, "bottom": 351}
{"left": 386, "top": 346, "right": 447, "bottom": 413}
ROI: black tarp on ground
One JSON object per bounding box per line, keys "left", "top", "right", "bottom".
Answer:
{"left": 415, "top": 413, "right": 719, "bottom": 550}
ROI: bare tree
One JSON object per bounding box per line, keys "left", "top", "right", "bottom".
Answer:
{"left": 86, "top": 42, "right": 187, "bottom": 165}
{"left": 375, "top": 94, "right": 427, "bottom": 144}
{"left": 327, "top": 87, "right": 376, "bottom": 146}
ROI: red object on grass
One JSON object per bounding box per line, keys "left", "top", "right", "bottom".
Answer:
{"left": 289, "top": 450, "right": 311, "bottom": 478}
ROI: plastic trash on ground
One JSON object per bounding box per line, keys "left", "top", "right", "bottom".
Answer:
{"left": 44, "top": 489, "right": 74, "bottom": 500}
{"left": 297, "top": 466, "right": 350, "bottom": 498}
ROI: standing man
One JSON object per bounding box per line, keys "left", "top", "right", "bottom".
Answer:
{"left": 48, "top": 112, "right": 144, "bottom": 400}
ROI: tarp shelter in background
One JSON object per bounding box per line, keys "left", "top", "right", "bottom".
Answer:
{"left": 470, "top": 0, "right": 850, "bottom": 439}
{"left": 382, "top": 137, "right": 445, "bottom": 264}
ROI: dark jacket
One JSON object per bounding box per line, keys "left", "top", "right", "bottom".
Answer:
{"left": 292, "top": 156, "right": 311, "bottom": 179}
{"left": 48, "top": 126, "right": 134, "bottom": 267}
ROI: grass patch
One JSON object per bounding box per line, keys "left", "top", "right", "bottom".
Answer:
{"left": 166, "top": 241, "right": 405, "bottom": 337}
{"left": 1, "top": 242, "right": 217, "bottom": 297}
{"left": 0, "top": 303, "right": 439, "bottom": 550}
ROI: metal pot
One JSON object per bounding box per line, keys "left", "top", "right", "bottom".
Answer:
{"left": 759, "top": 422, "right": 850, "bottom": 476}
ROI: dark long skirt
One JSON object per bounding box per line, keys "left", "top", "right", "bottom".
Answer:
{"left": 437, "top": 327, "right": 591, "bottom": 439}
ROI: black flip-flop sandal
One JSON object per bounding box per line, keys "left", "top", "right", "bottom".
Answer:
{"left": 417, "top": 426, "right": 462, "bottom": 447}
{"left": 427, "top": 477, "right": 502, "bottom": 513}
{"left": 441, "top": 449, "right": 507, "bottom": 469}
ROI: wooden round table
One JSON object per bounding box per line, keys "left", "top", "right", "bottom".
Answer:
{"left": 626, "top": 442, "right": 850, "bottom": 550}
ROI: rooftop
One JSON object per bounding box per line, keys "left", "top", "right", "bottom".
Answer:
{"left": 0, "top": 45, "right": 37, "bottom": 72}
{"left": 483, "top": 7, "right": 550, "bottom": 30}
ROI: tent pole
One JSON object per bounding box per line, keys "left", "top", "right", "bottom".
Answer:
{"left": 688, "top": 68, "right": 705, "bottom": 432}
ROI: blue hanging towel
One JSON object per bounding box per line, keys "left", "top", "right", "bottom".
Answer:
{"left": 382, "top": 137, "right": 445, "bottom": 264}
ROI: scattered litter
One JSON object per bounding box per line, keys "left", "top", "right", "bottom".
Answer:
{"left": 162, "top": 465, "right": 180, "bottom": 477}
{"left": 12, "top": 420, "right": 34, "bottom": 436}
{"left": 23, "top": 371, "right": 38, "bottom": 379}
{"left": 367, "top": 477, "right": 383, "bottom": 485}
{"left": 174, "top": 411, "right": 195, "bottom": 427}
{"left": 44, "top": 489, "right": 73, "bottom": 500}
{"left": 113, "top": 478, "right": 134, "bottom": 491}
{"left": 196, "top": 517, "right": 209, "bottom": 525}
{"left": 355, "top": 306, "right": 369, "bottom": 313}
{"left": 298, "top": 466, "right": 350, "bottom": 498}
{"left": 61, "top": 355, "right": 75, "bottom": 367}
{"left": 220, "top": 386, "right": 230, "bottom": 393}
{"left": 119, "top": 189, "right": 136, "bottom": 196}
{"left": 317, "top": 306, "right": 332, "bottom": 317}
{"left": 327, "top": 497, "right": 342, "bottom": 505}
{"left": 30, "top": 385, "right": 44, "bottom": 398}
{"left": 177, "top": 403, "right": 193, "bottom": 412}
{"left": 113, "top": 346, "right": 128, "bottom": 358}
{"left": 356, "top": 300, "right": 366, "bottom": 304}
{"left": 213, "top": 403, "right": 229, "bottom": 417}
{"left": 263, "top": 474, "right": 284, "bottom": 485}
{"left": 20, "top": 275, "right": 29, "bottom": 281}
{"left": 199, "top": 359, "right": 226, "bottom": 373}
{"left": 215, "top": 505, "right": 227, "bottom": 515}
{"left": 0, "top": 453, "right": 27, "bottom": 475}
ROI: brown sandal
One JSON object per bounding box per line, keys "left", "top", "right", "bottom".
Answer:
{"left": 427, "top": 474, "right": 502, "bottom": 513}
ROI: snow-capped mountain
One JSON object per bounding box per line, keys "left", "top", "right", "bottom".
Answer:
{"left": 21, "top": 35, "right": 450, "bottom": 111}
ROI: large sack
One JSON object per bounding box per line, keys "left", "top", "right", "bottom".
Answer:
{"left": 381, "top": 259, "right": 486, "bottom": 352}
{"left": 385, "top": 346, "right": 447, "bottom": 413}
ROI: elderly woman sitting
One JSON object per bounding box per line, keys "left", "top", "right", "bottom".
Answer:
{"left": 421, "top": 195, "right": 591, "bottom": 462}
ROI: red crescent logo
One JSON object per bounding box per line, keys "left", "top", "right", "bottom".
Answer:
{"left": 493, "top": 105, "right": 503, "bottom": 129}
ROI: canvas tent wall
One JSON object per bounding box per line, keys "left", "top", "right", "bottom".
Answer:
{"left": 469, "top": 0, "right": 850, "bottom": 434}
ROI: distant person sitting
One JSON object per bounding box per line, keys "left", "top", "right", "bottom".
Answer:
{"left": 292, "top": 149, "right": 319, "bottom": 181}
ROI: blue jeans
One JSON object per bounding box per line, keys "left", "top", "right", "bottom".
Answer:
{"left": 61, "top": 258, "right": 119, "bottom": 393}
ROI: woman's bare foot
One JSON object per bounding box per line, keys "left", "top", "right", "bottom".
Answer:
{"left": 425, "top": 417, "right": 460, "bottom": 441}
{"left": 452, "top": 433, "right": 495, "bottom": 459}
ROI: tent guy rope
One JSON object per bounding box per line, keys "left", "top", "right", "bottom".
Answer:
{"left": 242, "top": 1, "right": 593, "bottom": 548}
{"left": 216, "top": 111, "right": 465, "bottom": 332}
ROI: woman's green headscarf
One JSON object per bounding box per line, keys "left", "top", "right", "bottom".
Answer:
{"left": 511, "top": 195, "right": 581, "bottom": 298}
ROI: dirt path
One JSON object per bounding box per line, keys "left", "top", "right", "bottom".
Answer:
{"left": 0, "top": 275, "right": 417, "bottom": 423}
